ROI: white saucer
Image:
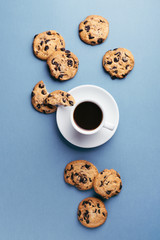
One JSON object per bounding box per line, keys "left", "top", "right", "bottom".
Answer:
{"left": 56, "top": 85, "right": 119, "bottom": 148}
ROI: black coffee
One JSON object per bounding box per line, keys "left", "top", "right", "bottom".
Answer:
{"left": 73, "top": 101, "right": 103, "bottom": 130}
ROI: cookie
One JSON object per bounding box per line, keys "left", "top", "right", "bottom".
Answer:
{"left": 93, "top": 169, "right": 122, "bottom": 199}
{"left": 64, "top": 160, "right": 98, "bottom": 190}
{"left": 44, "top": 90, "right": 75, "bottom": 107}
{"left": 31, "top": 81, "right": 57, "bottom": 114}
{"left": 103, "top": 48, "right": 134, "bottom": 79}
{"left": 77, "top": 197, "right": 107, "bottom": 228}
{"left": 33, "top": 30, "right": 65, "bottom": 60}
{"left": 47, "top": 49, "right": 79, "bottom": 80}
{"left": 79, "top": 15, "right": 109, "bottom": 45}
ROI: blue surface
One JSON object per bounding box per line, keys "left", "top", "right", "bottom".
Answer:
{"left": 0, "top": 0, "right": 160, "bottom": 239}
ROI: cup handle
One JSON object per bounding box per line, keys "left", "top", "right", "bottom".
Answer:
{"left": 103, "top": 121, "right": 115, "bottom": 131}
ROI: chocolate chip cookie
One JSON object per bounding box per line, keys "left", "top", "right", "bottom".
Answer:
{"left": 33, "top": 30, "right": 65, "bottom": 60}
{"left": 47, "top": 49, "right": 79, "bottom": 80}
{"left": 64, "top": 160, "right": 98, "bottom": 190}
{"left": 103, "top": 48, "right": 134, "bottom": 79}
{"left": 79, "top": 15, "right": 109, "bottom": 45}
{"left": 31, "top": 81, "right": 57, "bottom": 114}
{"left": 77, "top": 197, "right": 107, "bottom": 228}
{"left": 93, "top": 169, "right": 122, "bottom": 199}
{"left": 44, "top": 90, "right": 75, "bottom": 107}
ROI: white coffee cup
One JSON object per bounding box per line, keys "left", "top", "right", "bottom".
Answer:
{"left": 70, "top": 99, "right": 115, "bottom": 135}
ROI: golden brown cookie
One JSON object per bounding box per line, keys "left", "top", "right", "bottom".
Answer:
{"left": 33, "top": 30, "right": 65, "bottom": 60}
{"left": 44, "top": 90, "right": 75, "bottom": 107}
{"left": 31, "top": 81, "right": 57, "bottom": 114}
{"left": 79, "top": 15, "right": 109, "bottom": 45}
{"left": 77, "top": 197, "right": 107, "bottom": 228}
{"left": 103, "top": 48, "right": 134, "bottom": 79}
{"left": 93, "top": 169, "right": 122, "bottom": 199}
{"left": 47, "top": 49, "right": 79, "bottom": 80}
{"left": 64, "top": 160, "right": 98, "bottom": 190}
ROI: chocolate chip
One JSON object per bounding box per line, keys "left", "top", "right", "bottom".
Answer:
{"left": 43, "top": 110, "right": 46, "bottom": 114}
{"left": 100, "top": 171, "right": 104, "bottom": 174}
{"left": 75, "top": 173, "right": 78, "bottom": 176}
{"left": 97, "top": 203, "right": 100, "bottom": 208}
{"left": 67, "top": 59, "right": 73, "bottom": 67}
{"left": 48, "top": 94, "right": 52, "bottom": 98}
{"left": 85, "top": 164, "right": 90, "bottom": 169}
{"left": 37, "top": 104, "right": 41, "bottom": 109}
{"left": 69, "top": 101, "right": 74, "bottom": 106}
{"left": 61, "top": 48, "right": 65, "bottom": 51}
{"left": 97, "top": 38, "right": 103, "bottom": 44}
{"left": 40, "top": 41, "right": 43, "bottom": 46}
{"left": 31, "top": 91, "right": 35, "bottom": 97}
{"left": 115, "top": 52, "right": 121, "bottom": 56}
{"left": 64, "top": 170, "right": 67, "bottom": 174}
{"left": 47, "top": 104, "right": 54, "bottom": 109}
{"left": 65, "top": 50, "right": 70, "bottom": 54}
{"left": 114, "top": 70, "right": 118, "bottom": 74}
{"left": 100, "top": 181, "right": 103, "bottom": 187}
{"left": 55, "top": 45, "right": 57, "bottom": 50}
{"left": 63, "top": 99, "right": 66, "bottom": 103}
{"left": 45, "top": 40, "right": 50, "bottom": 44}
{"left": 46, "top": 31, "right": 51, "bottom": 35}
{"left": 66, "top": 94, "right": 70, "bottom": 97}
{"left": 107, "top": 60, "right": 112, "bottom": 64}
{"left": 79, "top": 29, "right": 83, "bottom": 33}
{"left": 113, "top": 48, "right": 118, "bottom": 50}
{"left": 91, "top": 41, "right": 96, "bottom": 44}
{"left": 102, "top": 212, "right": 105, "bottom": 216}
{"left": 89, "top": 178, "right": 92, "bottom": 182}
{"left": 114, "top": 57, "right": 119, "bottom": 62}
{"left": 89, "top": 34, "right": 94, "bottom": 39}
{"left": 106, "top": 190, "right": 111, "bottom": 195}
{"left": 71, "top": 173, "right": 74, "bottom": 180}
{"left": 122, "top": 57, "right": 128, "bottom": 62}
{"left": 122, "top": 74, "right": 127, "bottom": 78}
{"left": 86, "top": 220, "right": 89, "bottom": 224}
{"left": 112, "top": 66, "right": 117, "bottom": 69}
{"left": 66, "top": 176, "right": 69, "bottom": 179}
{"left": 56, "top": 32, "right": 60, "bottom": 35}
{"left": 119, "top": 182, "right": 122, "bottom": 190}
{"left": 98, "top": 209, "right": 101, "bottom": 214}
{"left": 85, "top": 25, "right": 90, "bottom": 32}
{"left": 44, "top": 45, "right": 49, "bottom": 51}
{"left": 94, "top": 209, "right": 97, "bottom": 213}
{"left": 61, "top": 93, "right": 64, "bottom": 96}
{"left": 41, "top": 90, "right": 47, "bottom": 95}
{"left": 78, "top": 210, "right": 81, "bottom": 217}
{"left": 52, "top": 60, "right": 58, "bottom": 65}
{"left": 39, "top": 83, "right": 44, "bottom": 88}
{"left": 66, "top": 54, "right": 71, "bottom": 58}
{"left": 126, "top": 65, "right": 129, "bottom": 69}
{"left": 125, "top": 53, "right": 129, "bottom": 57}
{"left": 84, "top": 20, "right": 88, "bottom": 24}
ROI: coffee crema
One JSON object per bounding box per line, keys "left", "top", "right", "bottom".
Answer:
{"left": 73, "top": 101, "right": 103, "bottom": 130}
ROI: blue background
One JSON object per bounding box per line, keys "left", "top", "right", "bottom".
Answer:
{"left": 0, "top": 0, "right": 160, "bottom": 239}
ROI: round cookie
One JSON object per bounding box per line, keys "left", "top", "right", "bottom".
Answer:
{"left": 103, "top": 48, "right": 134, "bottom": 79}
{"left": 47, "top": 49, "right": 79, "bottom": 80}
{"left": 31, "top": 80, "right": 57, "bottom": 114}
{"left": 33, "top": 30, "right": 65, "bottom": 60}
{"left": 77, "top": 197, "right": 107, "bottom": 228}
{"left": 44, "top": 90, "right": 75, "bottom": 107}
{"left": 64, "top": 160, "right": 98, "bottom": 190}
{"left": 79, "top": 15, "right": 109, "bottom": 45}
{"left": 93, "top": 169, "right": 122, "bottom": 199}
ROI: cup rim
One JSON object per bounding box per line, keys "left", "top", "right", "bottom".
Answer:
{"left": 70, "top": 99, "right": 105, "bottom": 135}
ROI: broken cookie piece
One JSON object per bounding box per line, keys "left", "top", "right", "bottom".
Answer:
{"left": 44, "top": 90, "right": 75, "bottom": 107}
